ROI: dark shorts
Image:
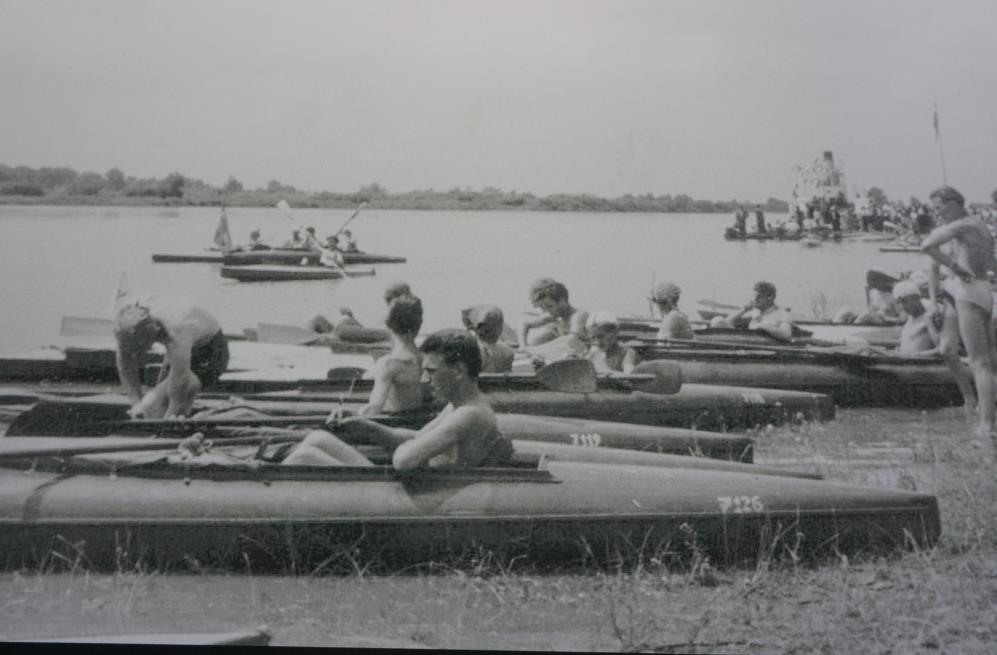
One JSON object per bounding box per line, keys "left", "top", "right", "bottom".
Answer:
{"left": 158, "top": 331, "right": 229, "bottom": 387}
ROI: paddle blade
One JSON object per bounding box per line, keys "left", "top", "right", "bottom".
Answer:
{"left": 536, "top": 359, "right": 597, "bottom": 393}
{"left": 630, "top": 360, "right": 682, "bottom": 395}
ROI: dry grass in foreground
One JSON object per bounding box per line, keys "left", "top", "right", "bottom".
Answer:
{"left": 0, "top": 406, "right": 995, "bottom": 652}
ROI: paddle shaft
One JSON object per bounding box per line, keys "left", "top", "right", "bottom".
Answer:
{"left": 332, "top": 202, "right": 368, "bottom": 238}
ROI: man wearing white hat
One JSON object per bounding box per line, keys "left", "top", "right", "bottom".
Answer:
{"left": 649, "top": 282, "right": 694, "bottom": 340}
{"left": 585, "top": 311, "right": 636, "bottom": 374}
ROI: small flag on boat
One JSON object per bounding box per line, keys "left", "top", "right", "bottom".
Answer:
{"left": 214, "top": 208, "right": 234, "bottom": 251}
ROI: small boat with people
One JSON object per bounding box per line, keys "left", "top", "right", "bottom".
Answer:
{"left": 0, "top": 437, "right": 939, "bottom": 571}
{"left": 220, "top": 264, "right": 377, "bottom": 282}
{"left": 152, "top": 249, "right": 406, "bottom": 265}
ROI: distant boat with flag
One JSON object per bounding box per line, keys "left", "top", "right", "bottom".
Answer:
{"left": 151, "top": 205, "right": 406, "bottom": 265}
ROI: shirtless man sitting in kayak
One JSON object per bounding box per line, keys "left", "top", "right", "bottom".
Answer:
{"left": 518, "top": 278, "right": 589, "bottom": 362}
{"left": 585, "top": 311, "right": 637, "bottom": 374}
{"left": 649, "top": 282, "right": 694, "bottom": 340}
{"left": 113, "top": 295, "right": 229, "bottom": 419}
{"left": 922, "top": 184, "right": 997, "bottom": 439}
{"left": 711, "top": 280, "right": 793, "bottom": 341}
{"left": 284, "top": 329, "right": 514, "bottom": 470}
{"left": 357, "top": 294, "right": 426, "bottom": 416}
{"left": 462, "top": 304, "right": 515, "bottom": 373}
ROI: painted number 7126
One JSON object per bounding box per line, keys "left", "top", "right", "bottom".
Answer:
{"left": 717, "top": 496, "right": 764, "bottom": 513}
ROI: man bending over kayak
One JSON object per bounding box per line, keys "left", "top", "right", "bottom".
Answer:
{"left": 284, "top": 329, "right": 513, "bottom": 469}
{"left": 113, "top": 295, "right": 229, "bottom": 419}
{"left": 518, "top": 278, "right": 589, "bottom": 361}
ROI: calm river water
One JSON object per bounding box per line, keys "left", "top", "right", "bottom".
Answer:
{"left": 0, "top": 205, "right": 927, "bottom": 352}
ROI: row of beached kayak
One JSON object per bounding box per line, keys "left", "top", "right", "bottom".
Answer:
{"left": 0, "top": 316, "right": 944, "bottom": 571}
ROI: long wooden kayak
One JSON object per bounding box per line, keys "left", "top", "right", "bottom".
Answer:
{"left": 2, "top": 392, "right": 756, "bottom": 463}
{"left": 153, "top": 249, "right": 406, "bottom": 265}
{"left": 630, "top": 344, "right": 961, "bottom": 407}
{"left": 0, "top": 444, "right": 938, "bottom": 570}
{"left": 220, "top": 264, "right": 377, "bottom": 282}
{"left": 150, "top": 252, "right": 225, "bottom": 263}
{"left": 620, "top": 318, "right": 902, "bottom": 349}
{"left": 0, "top": 341, "right": 375, "bottom": 383}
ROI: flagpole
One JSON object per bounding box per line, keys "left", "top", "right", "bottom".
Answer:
{"left": 933, "top": 102, "right": 948, "bottom": 185}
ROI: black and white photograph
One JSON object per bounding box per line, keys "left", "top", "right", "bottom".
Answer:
{"left": 0, "top": 0, "right": 996, "bottom": 651}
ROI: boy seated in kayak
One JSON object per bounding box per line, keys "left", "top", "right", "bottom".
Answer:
{"left": 358, "top": 294, "right": 426, "bottom": 415}
{"left": 710, "top": 280, "right": 793, "bottom": 341}
{"left": 518, "top": 278, "right": 589, "bottom": 361}
{"left": 462, "top": 304, "right": 515, "bottom": 373}
{"left": 284, "top": 329, "right": 514, "bottom": 470}
{"left": 894, "top": 280, "right": 943, "bottom": 356}
{"left": 649, "top": 282, "right": 694, "bottom": 340}
{"left": 113, "top": 295, "right": 229, "bottom": 419}
{"left": 585, "top": 311, "right": 637, "bottom": 374}
{"left": 341, "top": 229, "right": 359, "bottom": 253}
{"left": 282, "top": 229, "right": 307, "bottom": 249}
{"left": 247, "top": 229, "right": 271, "bottom": 251}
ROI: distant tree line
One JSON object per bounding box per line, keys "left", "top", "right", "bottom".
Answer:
{"left": 0, "top": 164, "right": 789, "bottom": 213}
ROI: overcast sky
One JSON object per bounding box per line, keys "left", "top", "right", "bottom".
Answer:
{"left": 2, "top": 0, "right": 996, "bottom": 203}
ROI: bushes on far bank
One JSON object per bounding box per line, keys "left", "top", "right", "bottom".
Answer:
{"left": 0, "top": 163, "right": 790, "bottom": 213}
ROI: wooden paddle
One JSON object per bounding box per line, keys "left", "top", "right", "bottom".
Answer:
{"left": 332, "top": 202, "right": 369, "bottom": 238}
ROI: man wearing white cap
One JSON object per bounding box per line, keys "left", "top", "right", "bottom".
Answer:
{"left": 649, "top": 282, "right": 694, "bottom": 340}
{"left": 585, "top": 311, "right": 636, "bottom": 374}
{"left": 894, "top": 281, "right": 939, "bottom": 355}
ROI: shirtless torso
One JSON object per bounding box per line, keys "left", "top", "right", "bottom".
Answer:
{"left": 656, "top": 310, "right": 694, "bottom": 340}
{"left": 361, "top": 345, "right": 424, "bottom": 414}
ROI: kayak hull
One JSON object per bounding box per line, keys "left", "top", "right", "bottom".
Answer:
{"left": 223, "top": 249, "right": 405, "bottom": 265}
{"left": 220, "top": 264, "right": 376, "bottom": 282}
{"left": 632, "top": 346, "right": 961, "bottom": 407}
{"left": 152, "top": 249, "right": 406, "bottom": 265}
{"left": 0, "top": 454, "right": 939, "bottom": 571}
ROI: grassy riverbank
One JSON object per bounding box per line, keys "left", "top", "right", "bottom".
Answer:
{"left": 0, "top": 407, "right": 994, "bottom": 651}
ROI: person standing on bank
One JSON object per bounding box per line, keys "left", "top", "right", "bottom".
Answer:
{"left": 922, "top": 185, "right": 997, "bottom": 439}
{"left": 113, "top": 295, "right": 229, "bottom": 419}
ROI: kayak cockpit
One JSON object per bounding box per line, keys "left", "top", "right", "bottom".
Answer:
{"left": 1, "top": 445, "right": 559, "bottom": 484}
